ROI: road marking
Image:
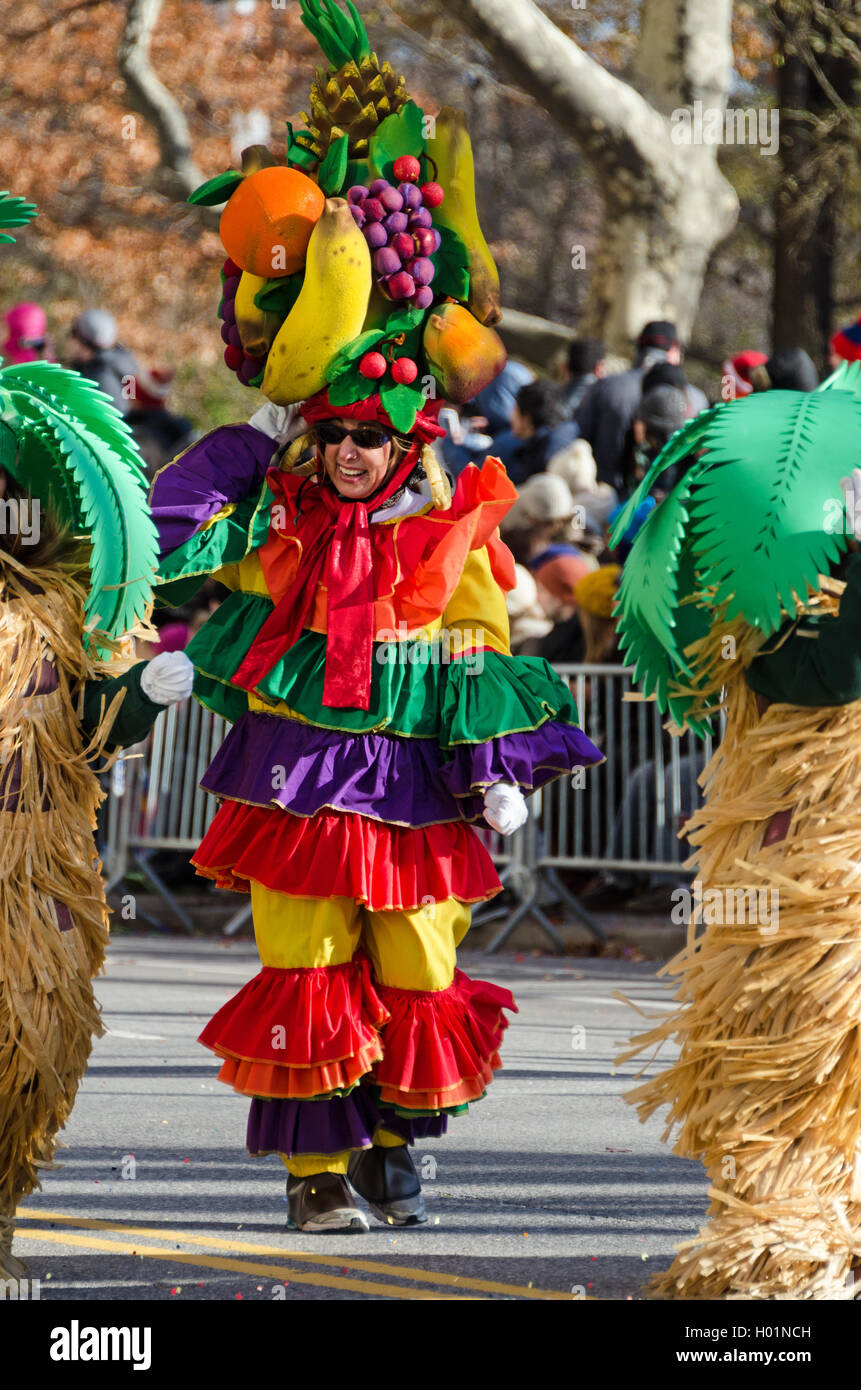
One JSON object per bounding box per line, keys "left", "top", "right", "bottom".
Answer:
{"left": 17, "top": 1209, "right": 572, "bottom": 1300}
{"left": 105, "top": 1029, "right": 168, "bottom": 1041}
{"left": 17, "top": 1226, "right": 474, "bottom": 1300}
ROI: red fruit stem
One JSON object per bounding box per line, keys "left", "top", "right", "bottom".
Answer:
{"left": 423, "top": 153, "right": 439, "bottom": 182}
{"left": 384, "top": 331, "right": 407, "bottom": 363}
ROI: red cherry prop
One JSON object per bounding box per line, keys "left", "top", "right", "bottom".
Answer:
{"left": 420, "top": 182, "right": 445, "bottom": 208}
{"left": 359, "top": 351, "right": 388, "bottom": 379}
{"left": 224, "top": 344, "right": 243, "bottom": 370}
{"left": 393, "top": 156, "right": 421, "bottom": 183}
{"left": 391, "top": 357, "right": 418, "bottom": 385}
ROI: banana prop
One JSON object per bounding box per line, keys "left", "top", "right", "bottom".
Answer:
{"left": 427, "top": 108, "right": 502, "bottom": 328}
{"left": 262, "top": 197, "right": 372, "bottom": 406}
{"left": 234, "top": 272, "right": 284, "bottom": 360}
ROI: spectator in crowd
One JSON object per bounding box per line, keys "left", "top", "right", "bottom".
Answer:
{"left": 2, "top": 302, "right": 51, "bottom": 364}
{"left": 469, "top": 358, "right": 535, "bottom": 435}
{"left": 750, "top": 347, "right": 819, "bottom": 393}
{"left": 66, "top": 310, "right": 142, "bottom": 415}
{"left": 575, "top": 320, "right": 707, "bottom": 486}
{"left": 572, "top": 565, "right": 621, "bottom": 664}
{"left": 562, "top": 337, "right": 606, "bottom": 418}
{"left": 125, "top": 367, "right": 195, "bottom": 478}
{"left": 829, "top": 312, "right": 861, "bottom": 369}
{"left": 437, "top": 404, "right": 495, "bottom": 477}
{"left": 546, "top": 437, "right": 618, "bottom": 534}
{"left": 506, "top": 564, "right": 554, "bottom": 655}
{"left": 720, "top": 349, "right": 768, "bottom": 398}
{"left": 493, "top": 379, "right": 579, "bottom": 485}
{"left": 501, "top": 473, "right": 599, "bottom": 625}
{"left": 616, "top": 383, "right": 689, "bottom": 496}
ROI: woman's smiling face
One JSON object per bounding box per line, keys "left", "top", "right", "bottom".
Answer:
{"left": 319, "top": 418, "right": 396, "bottom": 500}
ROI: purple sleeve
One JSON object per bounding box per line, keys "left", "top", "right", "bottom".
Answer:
{"left": 149, "top": 424, "right": 276, "bottom": 558}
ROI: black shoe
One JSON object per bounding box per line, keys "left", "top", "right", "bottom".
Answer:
{"left": 347, "top": 1145, "right": 428, "bottom": 1226}
{"left": 286, "top": 1172, "right": 369, "bottom": 1233}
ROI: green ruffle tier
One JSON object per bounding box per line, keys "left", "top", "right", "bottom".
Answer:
{"left": 184, "top": 588, "right": 580, "bottom": 740}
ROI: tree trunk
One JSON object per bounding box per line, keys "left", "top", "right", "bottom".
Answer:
{"left": 772, "top": 2, "right": 857, "bottom": 369}
{"left": 445, "top": 0, "right": 740, "bottom": 355}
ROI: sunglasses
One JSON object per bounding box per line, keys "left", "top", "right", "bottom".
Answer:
{"left": 19, "top": 337, "right": 47, "bottom": 350}
{"left": 315, "top": 421, "right": 393, "bottom": 450}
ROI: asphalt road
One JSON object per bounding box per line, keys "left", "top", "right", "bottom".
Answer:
{"left": 12, "top": 934, "right": 707, "bottom": 1302}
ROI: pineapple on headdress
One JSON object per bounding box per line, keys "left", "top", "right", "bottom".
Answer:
{"left": 296, "top": 0, "right": 408, "bottom": 162}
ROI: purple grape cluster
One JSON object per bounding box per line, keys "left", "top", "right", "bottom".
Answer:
{"left": 218, "top": 258, "right": 265, "bottom": 387}
{"left": 347, "top": 180, "right": 441, "bottom": 309}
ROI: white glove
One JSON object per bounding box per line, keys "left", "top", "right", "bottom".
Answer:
{"left": 248, "top": 401, "right": 307, "bottom": 445}
{"left": 840, "top": 468, "right": 861, "bottom": 540}
{"left": 483, "top": 782, "right": 528, "bottom": 836}
{"left": 140, "top": 651, "right": 194, "bottom": 706}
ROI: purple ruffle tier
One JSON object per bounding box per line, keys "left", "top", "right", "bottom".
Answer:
{"left": 200, "top": 711, "right": 604, "bottom": 828}
{"left": 246, "top": 1091, "right": 448, "bottom": 1158}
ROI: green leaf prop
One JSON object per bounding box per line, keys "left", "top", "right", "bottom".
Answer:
{"left": 300, "top": 0, "right": 370, "bottom": 67}
{"left": 286, "top": 123, "right": 319, "bottom": 172}
{"left": 327, "top": 360, "right": 378, "bottom": 406}
{"left": 614, "top": 388, "right": 861, "bottom": 733}
{"left": 318, "top": 134, "right": 349, "bottom": 196}
{"left": 379, "top": 377, "right": 424, "bottom": 433}
{"left": 0, "top": 191, "right": 38, "bottom": 244}
{"left": 368, "top": 101, "right": 426, "bottom": 182}
{"left": 431, "top": 224, "right": 470, "bottom": 302}
{"left": 384, "top": 304, "right": 425, "bottom": 335}
{"left": 255, "top": 272, "right": 304, "bottom": 318}
{"left": 188, "top": 171, "right": 243, "bottom": 207}
{"left": 327, "top": 330, "right": 386, "bottom": 378}
{"left": 0, "top": 363, "right": 158, "bottom": 653}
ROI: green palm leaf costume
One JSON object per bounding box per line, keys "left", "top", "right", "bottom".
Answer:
{"left": 616, "top": 364, "right": 861, "bottom": 1299}
{"left": 0, "top": 196, "right": 164, "bottom": 1284}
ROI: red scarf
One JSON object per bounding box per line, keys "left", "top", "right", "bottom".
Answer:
{"left": 230, "top": 444, "right": 423, "bottom": 710}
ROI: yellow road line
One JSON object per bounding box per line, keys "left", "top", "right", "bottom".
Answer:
{"left": 18, "top": 1227, "right": 476, "bottom": 1300}
{"left": 17, "top": 1208, "right": 571, "bottom": 1301}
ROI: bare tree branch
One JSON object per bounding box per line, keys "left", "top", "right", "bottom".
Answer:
{"left": 634, "top": 0, "right": 734, "bottom": 114}
{"left": 443, "top": 0, "right": 675, "bottom": 191}
{"left": 117, "top": 0, "right": 211, "bottom": 208}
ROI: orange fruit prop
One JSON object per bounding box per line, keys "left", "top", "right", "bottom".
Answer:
{"left": 219, "top": 167, "right": 326, "bottom": 278}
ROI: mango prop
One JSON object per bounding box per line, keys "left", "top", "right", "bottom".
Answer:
{"left": 423, "top": 302, "right": 507, "bottom": 404}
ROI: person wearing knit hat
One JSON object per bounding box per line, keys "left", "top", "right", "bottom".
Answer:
{"left": 720, "top": 349, "right": 768, "bottom": 399}
{"left": 148, "top": 0, "right": 604, "bottom": 1237}
{"left": 1, "top": 301, "right": 51, "bottom": 365}
{"left": 830, "top": 312, "right": 861, "bottom": 368}
{"left": 547, "top": 437, "right": 619, "bottom": 531}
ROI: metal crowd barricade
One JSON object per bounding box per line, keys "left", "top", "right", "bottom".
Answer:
{"left": 103, "top": 699, "right": 245, "bottom": 934}
{"left": 101, "top": 664, "right": 721, "bottom": 947}
{"left": 475, "top": 664, "right": 721, "bottom": 953}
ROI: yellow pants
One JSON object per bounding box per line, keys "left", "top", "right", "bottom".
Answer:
{"left": 250, "top": 884, "right": 471, "bottom": 1176}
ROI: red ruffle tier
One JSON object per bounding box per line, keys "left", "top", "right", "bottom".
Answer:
{"left": 199, "top": 958, "right": 389, "bottom": 1099}
{"left": 373, "top": 969, "right": 518, "bottom": 1110}
{"left": 192, "top": 800, "right": 501, "bottom": 911}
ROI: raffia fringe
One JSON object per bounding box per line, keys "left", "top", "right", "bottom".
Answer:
{"left": 0, "top": 556, "right": 131, "bottom": 1219}
{"left": 619, "top": 586, "right": 861, "bottom": 1299}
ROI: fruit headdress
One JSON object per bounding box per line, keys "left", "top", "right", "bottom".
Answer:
{"left": 190, "top": 0, "right": 506, "bottom": 434}
{"left": 610, "top": 363, "right": 861, "bottom": 735}
{"left": 0, "top": 192, "right": 158, "bottom": 655}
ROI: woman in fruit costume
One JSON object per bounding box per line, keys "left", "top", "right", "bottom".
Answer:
{"left": 150, "top": 0, "right": 602, "bottom": 1231}
{"left": 613, "top": 365, "right": 861, "bottom": 1298}
{"left": 0, "top": 192, "right": 194, "bottom": 1279}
